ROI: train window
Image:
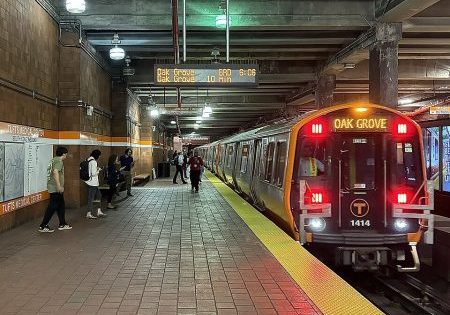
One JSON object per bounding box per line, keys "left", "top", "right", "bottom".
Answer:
{"left": 265, "top": 142, "right": 275, "bottom": 181}
{"left": 240, "top": 144, "right": 250, "bottom": 173}
{"left": 395, "top": 142, "right": 419, "bottom": 186}
{"left": 274, "top": 142, "right": 287, "bottom": 187}
{"left": 299, "top": 140, "right": 326, "bottom": 177}
{"left": 341, "top": 137, "right": 375, "bottom": 190}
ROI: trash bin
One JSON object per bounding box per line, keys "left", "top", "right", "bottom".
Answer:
{"left": 158, "top": 162, "right": 171, "bottom": 178}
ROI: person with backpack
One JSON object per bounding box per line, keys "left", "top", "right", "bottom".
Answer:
{"left": 106, "top": 154, "right": 124, "bottom": 209}
{"left": 39, "top": 147, "right": 71, "bottom": 233}
{"left": 120, "top": 148, "right": 135, "bottom": 197}
{"left": 173, "top": 151, "right": 187, "bottom": 184}
{"left": 83, "top": 149, "right": 106, "bottom": 219}
{"left": 189, "top": 151, "right": 204, "bottom": 193}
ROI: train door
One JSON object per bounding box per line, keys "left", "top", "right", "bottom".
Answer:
{"left": 334, "top": 134, "right": 386, "bottom": 230}
{"left": 250, "top": 139, "right": 262, "bottom": 200}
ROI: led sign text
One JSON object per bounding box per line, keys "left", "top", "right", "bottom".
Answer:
{"left": 333, "top": 118, "right": 388, "bottom": 131}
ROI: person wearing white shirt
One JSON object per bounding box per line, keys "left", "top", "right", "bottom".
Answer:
{"left": 84, "top": 150, "right": 106, "bottom": 219}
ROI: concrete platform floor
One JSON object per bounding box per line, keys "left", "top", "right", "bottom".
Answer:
{"left": 0, "top": 178, "right": 321, "bottom": 315}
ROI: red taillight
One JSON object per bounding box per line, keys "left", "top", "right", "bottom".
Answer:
{"left": 397, "top": 193, "right": 407, "bottom": 204}
{"left": 303, "top": 119, "right": 328, "bottom": 137}
{"left": 397, "top": 123, "right": 407, "bottom": 135}
{"left": 392, "top": 119, "right": 414, "bottom": 137}
{"left": 311, "top": 123, "right": 323, "bottom": 135}
{"left": 312, "top": 192, "right": 323, "bottom": 203}
{"left": 305, "top": 189, "right": 326, "bottom": 205}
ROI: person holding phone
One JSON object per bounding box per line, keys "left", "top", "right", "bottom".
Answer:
{"left": 120, "top": 148, "right": 135, "bottom": 197}
{"left": 106, "top": 154, "right": 125, "bottom": 209}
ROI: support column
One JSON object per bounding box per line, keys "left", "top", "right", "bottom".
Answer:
{"left": 315, "top": 74, "right": 336, "bottom": 108}
{"left": 369, "top": 23, "right": 402, "bottom": 107}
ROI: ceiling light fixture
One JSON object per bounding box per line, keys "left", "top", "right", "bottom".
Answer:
{"left": 170, "top": 120, "right": 176, "bottom": 125}
{"left": 194, "top": 124, "right": 200, "bottom": 129}
{"left": 150, "top": 108, "right": 159, "bottom": 118}
{"left": 66, "top": 0, "right": 86, "bottom": 13}
{"left": 343, "top": 63, "right": 356, "bottom": 69}
{"left": 203, "top": 105, "right": 213, "bottom": 114}
{"left": 196, "top": 120, "right": 202, "bottom": 124}
{"left": 202, "top": 112, "right": 210, "bottom": 118}
{"left": 399, "top": 98, "right": 414, "bottom": 105}
{"left": 109, "top": 34, "right": 125, "bottom": 60}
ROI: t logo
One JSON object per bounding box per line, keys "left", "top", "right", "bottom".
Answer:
{"left": 350, "top": 199, "right": 370, "bottom": 218}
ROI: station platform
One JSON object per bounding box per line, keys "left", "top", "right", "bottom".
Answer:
{"left": 0, "top": 173, "right": 381, "bottom": 315}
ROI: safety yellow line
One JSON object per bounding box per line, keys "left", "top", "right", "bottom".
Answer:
{"left": 205, "top": 171, "right": 384, "bottom": 315}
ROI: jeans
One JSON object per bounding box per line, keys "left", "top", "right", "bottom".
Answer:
{"left": 190, "top": 170, "right": 201, "bottom": 191}
{"left": 122, "top": 171, "right": 132, "bottom": 194}
{"left": 87, "top": 185, "right": 102, "bottom": 216}
{"left": 40, "top": 193, "right": 66, "bottom": 227}
{"left": 107, "top": 184, "right": 116, "bottom": 203}
{"left": 173, "top": 165, "right": 186, "bottom": 183}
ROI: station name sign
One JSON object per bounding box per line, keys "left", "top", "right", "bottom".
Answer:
{"left": 154, "top": 64, "right": 258, "bottom": 87}
{"left": 333, "top": 118, "right": 388, "bottom": 131}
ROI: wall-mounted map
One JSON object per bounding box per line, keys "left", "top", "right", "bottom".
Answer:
{"left": 4, "top": 143, "right": 25, "bottom": 201}
{"left": 24, "top": 143, "right": 53, "bottom": 195}
{"left": 0, "top": 143, "right": 4, "bottom": 202}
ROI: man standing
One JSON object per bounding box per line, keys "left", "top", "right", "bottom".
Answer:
{"left": 39, "top": 147, "right": 72, "bottom": 232}
{"left": 173, "top": 151, "right": 187, "bottom": 184}
{"left": 120, "top": 148, "right": 135, "bottom": 197}
{"left": 189, "top": 151, "right": 204, "bottom": 193}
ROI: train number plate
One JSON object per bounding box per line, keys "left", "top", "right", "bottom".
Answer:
{"left": 350, "top": 219, "right": 371, "bottom": 227}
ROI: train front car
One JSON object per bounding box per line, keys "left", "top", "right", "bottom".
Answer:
{"left": 289, "top": 104, "right": 434, "bottom": 272}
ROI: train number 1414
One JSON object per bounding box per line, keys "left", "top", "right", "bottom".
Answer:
{"left": 350, "top": 220, "right": 371, "bottom": 227}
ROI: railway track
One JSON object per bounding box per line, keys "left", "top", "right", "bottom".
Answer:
{"left": 339, "top": 269, "right": 449, "bottom": 315}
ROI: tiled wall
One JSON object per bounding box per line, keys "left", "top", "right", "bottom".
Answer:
{"left": 0, "top": 0, "right": 168, "bottom": 233}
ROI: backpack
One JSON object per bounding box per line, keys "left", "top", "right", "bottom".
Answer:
{"left": 79, "top": 159, "right": 92, "bottom": 181}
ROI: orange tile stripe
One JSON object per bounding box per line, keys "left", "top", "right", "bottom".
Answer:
{"left": 0, "top": 191, "right": 50, "bottom": 217}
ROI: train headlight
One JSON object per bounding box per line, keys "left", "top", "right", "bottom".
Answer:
{"left": 394, "top": 219, "right": 408, "bottom": 231}
{"left": 309, "top": 218, "right": 326, "bottom": 232}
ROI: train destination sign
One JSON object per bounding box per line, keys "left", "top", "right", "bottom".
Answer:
{"left": 333, "top": 118, "right": 388, "bottom": 131}
{"left": 154, "top": 64, "right": 258, "bottom": 87}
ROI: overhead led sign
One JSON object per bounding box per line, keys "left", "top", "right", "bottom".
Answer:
{"left": 154, "top": 64, "right": 258, "bottom": 87}
{"left": 333, "top": 118, "right": 388, "bottom": 131}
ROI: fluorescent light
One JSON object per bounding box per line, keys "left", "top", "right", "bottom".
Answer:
{"left": 202, "top": 112, "right": 210, "bottom": 118}
{"left": 203, "top": 106, "right": 213, "bottom": 114}
{"left": 399, "top": 98, "right": 413, "bottom": 105}
{"left": 66, "top": 0, "right": 85, "bottom": 13}
{"left": 170, "top": 120, "right": 176, "bottom": 125}
{"left": 150, "top": 108, "right": 159, "bottom": 117}
{"left": 215, "top": 15, "right": 232, "bottom": 28}
{"left": 110, "top": 46, "right": 125, "bottom": 60}
{"left": 196, "top": 120, "right": 202, "bottom": 124}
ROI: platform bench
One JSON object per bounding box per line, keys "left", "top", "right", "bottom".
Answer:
{"left": 133, "top": 173, "right": 151, "bottom": 185}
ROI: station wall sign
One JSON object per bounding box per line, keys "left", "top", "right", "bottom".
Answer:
{"left": 430, "top": 106, "right": 450, "bottom": 115}
{"left": 154, "top": 64, "right": 258, "bottom": 87}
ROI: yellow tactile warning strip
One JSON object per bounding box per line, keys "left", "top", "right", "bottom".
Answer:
{"left": 205, "top": 171, "right": 384, "bottom": 315}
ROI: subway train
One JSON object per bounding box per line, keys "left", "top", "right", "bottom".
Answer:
{"left": 195, "top": 103, "right": 434, "bottom": 272}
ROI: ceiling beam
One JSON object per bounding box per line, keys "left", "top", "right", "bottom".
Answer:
{"left": 377, "top": 0, "right": 441, "bottom": 22}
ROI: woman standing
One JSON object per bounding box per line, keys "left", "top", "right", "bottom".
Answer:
{"left": 106, "top": 154, "right": 123, "bottom": 209}
{"left": 85, "top": 149, "right": 106, "bottom": 219}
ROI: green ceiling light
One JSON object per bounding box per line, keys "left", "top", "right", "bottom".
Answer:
{"left": 215, "top": 14, "right": 231, "bottom": 28}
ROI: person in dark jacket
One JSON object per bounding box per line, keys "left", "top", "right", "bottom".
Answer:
{"left": 189, "top": 151, "right": 204, "bottom": 193}
{"left": 106, "top": 154, "right": 124, "bottom": 209}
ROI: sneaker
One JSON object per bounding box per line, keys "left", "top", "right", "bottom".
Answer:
{"left": 58, "top": 224, "right": 72, "bottom": 230}
{"left": 98, "top": 210, "right": 107, "bottom": 217}
{"left": 106, "top": 205, "right": 116, "bottom": 209}
{"left": 38, "top": 226, "right": 54, "bottom": 233}
{"left": 86, "top": 212, "right": 97, "bottom": 219}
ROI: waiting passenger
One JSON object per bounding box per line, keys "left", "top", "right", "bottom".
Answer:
{"left": 106, "top": 154, "right": 124, "bottom": 210}
{"left": 173, "top": 151, "right": 187, "bottom": 184}
{"left": 299, "top": 144, "right": 325, "bottom": 177}
{"left": 189, "top": 151, "right": 204, "bottom": 193}
{"left": 39, "top": 147, "right": 71, "bottom": 233}
{"left": 120, "top": 148, "right": 135, "bottom": 197}
{"left": 85, "top": 150, "right": 106, "bottom": 219}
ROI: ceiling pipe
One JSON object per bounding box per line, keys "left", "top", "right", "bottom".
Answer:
{"left": 183, "top": 0, "right": 186, "bottom": 63}
{"left": 226, "top": 0, "right": 230, "bottom": 62}
{"left": 171, "top": 0, "right": 182, "bottom": 109}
